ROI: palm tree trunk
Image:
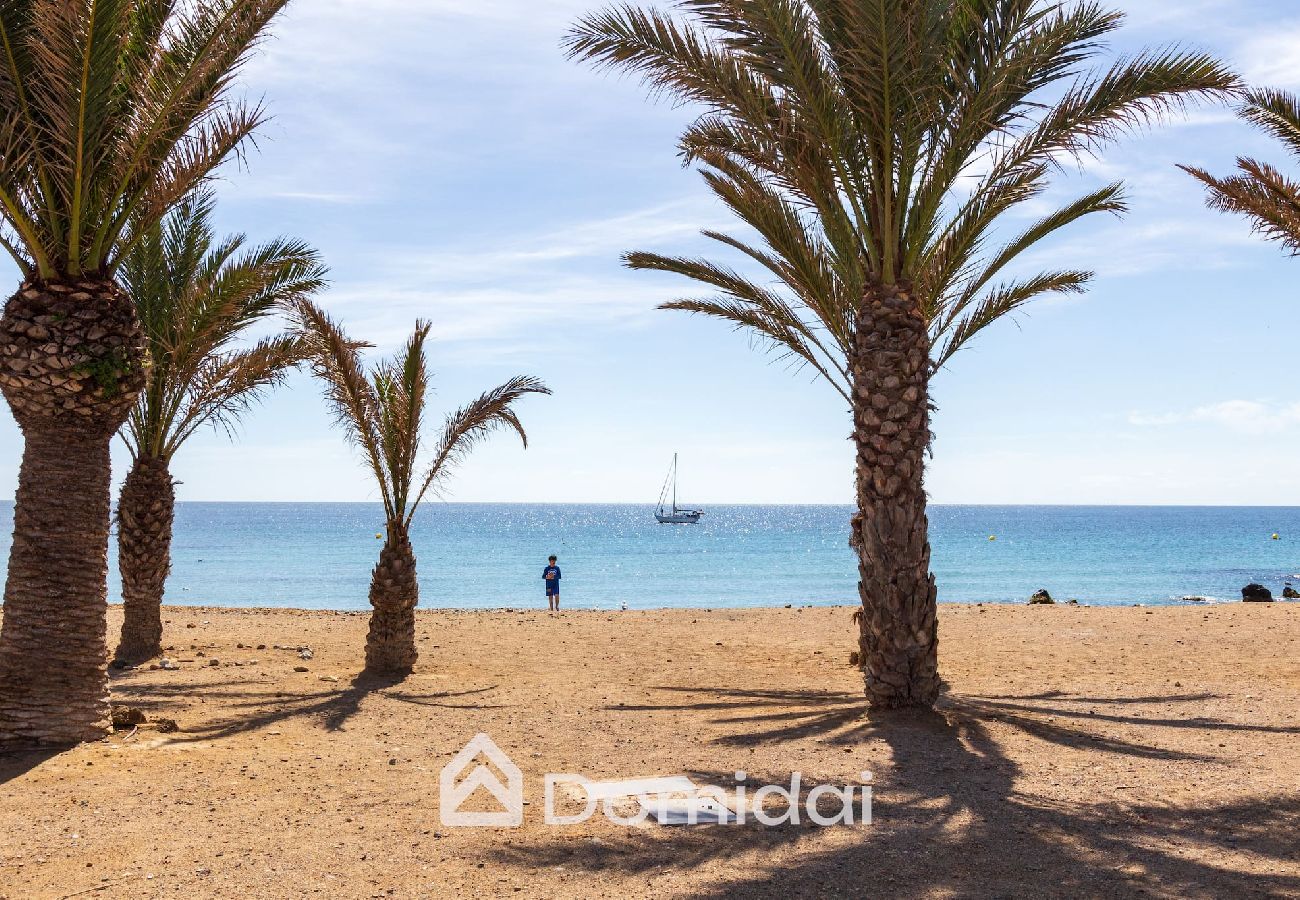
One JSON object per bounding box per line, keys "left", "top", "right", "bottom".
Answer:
{"left": 366, "top": 524, "right": 418, "bottom": 674}
{"left": 0, "top": 279, "right": 146, "bottom": 747}
{"left": 115, "top": 455, "right": 175, "bottom": 664}
{"left": 850, "top": 281, "right": 940, "bottom": 709}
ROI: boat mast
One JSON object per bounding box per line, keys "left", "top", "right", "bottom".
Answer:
{"left": 672, "top": 452, "right": 678, "bottom": 513}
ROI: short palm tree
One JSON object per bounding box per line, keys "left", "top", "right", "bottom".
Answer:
{"left": 1183, "top": 89, "right": 1300, "bottom": 252}
{"left": 0, "top": 0, "right": 290, "bottom": 746}
{"left": 293, "top": 302, "right": 550, "bottom": 674}
{"left": 567, "top": 0, "right": 1238, "bottom": 707}
{"left": 114, "top": 190, "right": 327, "bottom": 664}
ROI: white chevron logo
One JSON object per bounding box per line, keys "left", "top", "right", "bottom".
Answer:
{"left": 440, "top": 733, "right": 524, "bottom": 827}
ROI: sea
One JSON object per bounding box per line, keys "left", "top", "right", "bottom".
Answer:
{"left": 3, "top": 503, "right": 1299, "bottom": 611}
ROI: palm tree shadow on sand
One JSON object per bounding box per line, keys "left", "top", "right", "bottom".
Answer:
{"left": 490, "top": 687, "right": 1300, "bottom": 898}
{"left": 106, "top": 670, "right": 506, "bottom": 740}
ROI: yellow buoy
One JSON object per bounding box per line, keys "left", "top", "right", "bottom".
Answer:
{"left": 1273, "top": 533, "right": 1280, "bottom": 540}
{"left": 988, "top": 535, "right": 996, "bottom": 541}
{"left": 375, "top": 532, "right": 382, "bottom": 540}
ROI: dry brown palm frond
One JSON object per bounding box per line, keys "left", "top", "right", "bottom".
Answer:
{"left": 406, "top": 374, "right": 552, "bottom": 526}
{"left": 294, "top": 305, "right": 550, "bottom": 529}
{"left": 288, "top": 299, "right": 390, "bottom": 518}
{"left": 165, "top": 334, "right": 312, "bottom": 455}
{"left": 1182, "top": 89, "right": 1300, "bottom": 255}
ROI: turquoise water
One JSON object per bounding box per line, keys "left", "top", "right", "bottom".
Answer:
{"left": 3, "top": 503, "right": 1300, "bottom": 610}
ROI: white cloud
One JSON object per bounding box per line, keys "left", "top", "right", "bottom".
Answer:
{"left": 1239, "top": 24, "right": 1300, "bottom": 89}
{"left": 1129, "top": 400, "right": 1300, "bottom": 434}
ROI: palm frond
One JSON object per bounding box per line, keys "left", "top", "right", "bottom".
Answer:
{"left": 1184, "top": 88, "right": 1300, "bottom": 255}
{"left": 0, "top": 0, "right": 289, "bottom": 279}
{"left": 122, "top": 188, "right": 327, "bottom": 459}
{"left": 935, "top": 269, "right": 1092, "bottom": 368}
{"left": 406, "top": 375, "right": 551, "bottom": 527}
{"left": 164, "top": 333, "right": 309, "bottom": 454}
{"left": 289, "top": 300, "right": 392, "bottom": 519}
{"left": 568, "top": 0, "right": 1237, "bottom": 406}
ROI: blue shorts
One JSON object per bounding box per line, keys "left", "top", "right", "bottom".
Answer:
{"left": 545, "top": 583, "right": 560, "bottom": 596}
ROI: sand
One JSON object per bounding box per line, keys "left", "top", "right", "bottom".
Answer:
{"left": 1, "top": 602, "right": 1298, "bottom": 899}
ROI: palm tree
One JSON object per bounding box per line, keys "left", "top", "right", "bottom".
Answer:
{"left": 566, "top": 1, "right": 1238, "bottom": 708}
{"left": 1182, "top": 89, "right": 1300, "bottom": 252}
{"left": 293, "top": 302, "right": 550, "bottom": 674}
{"left": 114, "top": 190, "right": 327, "bottom": 664}
{"left": 0, "top": 0, "right": 290, "bottom": 747}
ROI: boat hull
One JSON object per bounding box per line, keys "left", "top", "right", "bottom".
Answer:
{"left": 655, "top": 511, "right": 703, "bottom": 524}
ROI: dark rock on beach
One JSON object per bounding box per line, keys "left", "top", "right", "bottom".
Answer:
{"left": 1028, "top": 589, "right": 1054, "bottom": 605}
{"left": 1283, "top": 583, "right": 1300, "bottom": 599}
{"left": 1242, "top": 583, "right": 1274, "bottom": 602}
{"left": 110, "top": 707, "right": 146, "bottom": 728}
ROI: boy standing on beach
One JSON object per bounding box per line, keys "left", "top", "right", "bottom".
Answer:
{"left": 543, "top": 555, "right": 561, "bottom": 612}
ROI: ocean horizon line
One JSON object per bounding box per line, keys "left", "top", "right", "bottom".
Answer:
{"left": 5, "top": 499, "right": 1300, "bottom": 509}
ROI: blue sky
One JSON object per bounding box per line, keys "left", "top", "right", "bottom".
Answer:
{"left": 5, "top": 0, "right": 1300, "bottom": 505}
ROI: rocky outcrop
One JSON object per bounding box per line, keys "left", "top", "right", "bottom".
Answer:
{"left": 1241, "top": 583, "right": 1274, "bottom": 602}
{"left": 1028, "top": 589, "right": 1054, "bottom": 605}
{"left": 1282, "top": 583, "right": 1299, "bottom": 599}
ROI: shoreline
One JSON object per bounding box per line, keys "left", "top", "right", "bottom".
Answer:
{"left": 3, "top": 602, "right": 1298, "bottom": 897}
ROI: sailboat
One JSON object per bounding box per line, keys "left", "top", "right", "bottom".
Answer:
{"left": 655, "top": 453, "right": 704, "bottom": 524}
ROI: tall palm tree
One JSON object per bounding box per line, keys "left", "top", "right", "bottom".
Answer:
{"left": 0, "top": 0, "right": 290, "bottom": 747}
{"left": 293, "top": 302, "right": 550, "bottom": 674}
{"left": 114, "top": 190, "right": 327, "bottom": 664}
{"left": 567, "top": 0, "right": 1238, "bottom": 708}
{"left": 1182, "top": 89, "right": 1300, "bottom": 252}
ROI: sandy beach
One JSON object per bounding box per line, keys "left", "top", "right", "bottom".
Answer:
{"left": 1, "top": 602, "right": 1298, "bottom": 899}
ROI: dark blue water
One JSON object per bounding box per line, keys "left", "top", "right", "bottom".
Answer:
{"left": 3, "top": 503, "right": 1298, "bottom": 610}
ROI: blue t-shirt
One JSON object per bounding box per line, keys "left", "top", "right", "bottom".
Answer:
{"left": 543, "top": 565, "right": 561, "bottom": 586}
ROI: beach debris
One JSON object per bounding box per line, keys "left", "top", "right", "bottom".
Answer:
{"left": 298, "top": 648, "right": 313, "bottom": 660}
{"left": 1241, "top": 583, "right": 1274, "bottom": 602}
{"left": 1283, "top": 583, "right": 1300, "bottom": 599}
{"left": 1181, "top": 596, "right": 1209, "bottom": 603}
{"left": 320, "top": 675, "right": 339, "bottom": 683}
{"left": 158, "top": 658, "right": 178, "bottom": 670}
{"left": 293, "top": 665, "right": 309, "bottom": 672}
{"left": 110, "top": 707, "right": 147, "bottom": 728}
{"left": 1028, "top": 589, "right": 1054, "bottom": 605}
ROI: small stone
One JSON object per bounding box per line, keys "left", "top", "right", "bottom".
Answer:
{"left": 1028, "top": 589, "right": 1054, "bottom": 605}
{"left": 298, "top": 649, "right": 313, "bottom": 660}
{"left": 159, "top": 658, "right": 178, "bottom": 670}
{"left": 294, "top": 666, "right": 309, "bottom": 673}
{"left": 185, "top": 623, "right": 196, "bottom": 629}
{"left": 208, "top": 659, "right": 220, "bottom": 667}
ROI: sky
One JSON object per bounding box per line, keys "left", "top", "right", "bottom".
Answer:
{"left": 4, "top": 0, "right": 1300, "bottom": 505}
